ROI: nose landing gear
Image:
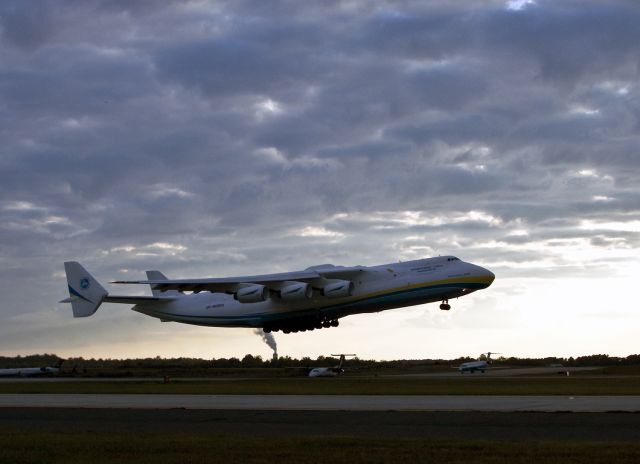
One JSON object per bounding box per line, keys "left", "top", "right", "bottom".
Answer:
{"left": 440, "top": 299, "right": 451, "bottom": 311}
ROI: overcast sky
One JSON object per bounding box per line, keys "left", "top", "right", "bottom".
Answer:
{"left": 1, "top": 0, "right": 639, "bottom": 361}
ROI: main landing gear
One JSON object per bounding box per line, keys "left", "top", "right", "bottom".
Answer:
{"left": 263, "top": 318, "right": 339, "bottom": 334}
{"left": 439, "top": 299, "right": 451, "bottom": 311}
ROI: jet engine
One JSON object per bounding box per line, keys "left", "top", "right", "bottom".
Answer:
{"left": 279, "top": 282, "right": 313, "bottom": 301}
{"left": 235, "top": 284, "right": 269, "bottom": 303}
{"left": 322, "top": 280, "right": 354, "bottom": 298}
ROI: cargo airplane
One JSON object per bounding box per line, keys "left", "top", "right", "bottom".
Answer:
{"left": 60, "top": 256, "right": 494, "bottom": 333}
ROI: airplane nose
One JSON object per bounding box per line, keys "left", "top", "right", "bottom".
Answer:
{"left": 469, "top": 264, "right": 495, "bottom": 288}
{"left": 479, "top": 267, "right": 495, "bottom": 287}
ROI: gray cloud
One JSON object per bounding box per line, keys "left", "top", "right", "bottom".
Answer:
{"left": 1, "top": 0, "right": 639, "bottom": 358}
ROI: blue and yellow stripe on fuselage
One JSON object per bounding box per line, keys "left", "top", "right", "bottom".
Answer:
{"left": 318, "top": 275, "right": 492, "bottom": 319}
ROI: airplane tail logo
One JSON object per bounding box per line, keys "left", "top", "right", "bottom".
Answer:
{"left": 61, "top": 262, "right": 107, "bottom": 317}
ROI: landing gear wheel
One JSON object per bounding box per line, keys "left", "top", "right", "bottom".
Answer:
{"left": 330, "top": 320, "right": 339, "bottom": 327}
{"left": 439, "top": 299, "right": 451, "bottom": 311}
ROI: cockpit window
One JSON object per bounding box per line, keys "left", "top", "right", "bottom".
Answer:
{"left": 447, "top": 257, "right": 460, "bottom": 262}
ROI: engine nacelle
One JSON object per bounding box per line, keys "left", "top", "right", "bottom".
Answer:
{"left": 235, "top": 284, "right": 269, "bottom": 303}
{"left": 280, "top": 282, "right": 313, "bottom": 301}
{"left": 322, "top": 280, "right": 354, "bottom": 298}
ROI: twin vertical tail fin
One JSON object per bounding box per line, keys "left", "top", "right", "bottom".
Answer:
{"left": 60, "top": 262, "right": 108, "bottom": 317}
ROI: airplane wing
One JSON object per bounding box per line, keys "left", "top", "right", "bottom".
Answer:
{"left": 111, "top": 266, "right": 366, "bottom": 294}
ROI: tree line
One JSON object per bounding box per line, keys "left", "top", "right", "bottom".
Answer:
{"left": 1, "top": 353, "right": 639, "bottom": 369}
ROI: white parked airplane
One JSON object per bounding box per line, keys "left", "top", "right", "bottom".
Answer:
{"left": 308, "top": 354, "right": 356, "bottom": 377}
{"left": 60, "top": 256, "right": 494, "bottom": 333}
{"left": 0, "top": 360, "right": 63, "bottom": 377}
{"left": 458, "top": 352, "right": 500, "bottom": 374}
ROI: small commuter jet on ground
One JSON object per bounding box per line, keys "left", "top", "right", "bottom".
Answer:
{"left": 61, "top": 255, "right": 494, "bottom": 333}
{"left": 308, "top": 354, "right": 356, "bottom": 377}
{"left": 0, "top": 359, "right": 63, "bottom": 377}
{"left": 458, "top": 352, "right": 500, "bottom": 374}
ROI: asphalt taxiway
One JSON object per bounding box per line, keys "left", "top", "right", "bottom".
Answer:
{"left": 1, "top": 394, "right": 639, "bottom": 412}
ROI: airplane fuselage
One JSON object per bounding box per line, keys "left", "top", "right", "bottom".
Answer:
{"left": 0, "top": 367, "right": 59, "bottom": 377}
{"left": 130, "top": 256, "right": 494, "bottom": 331}
{"left": 458, "top": 360, "right": 489, "bottom": 373}
{"left": 308, "top": 367, "right": 342, "bottom": 377}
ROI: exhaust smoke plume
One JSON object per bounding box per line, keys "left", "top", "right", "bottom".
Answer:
{"left": 254, "top": 329, "right": 277, "bottom": 358}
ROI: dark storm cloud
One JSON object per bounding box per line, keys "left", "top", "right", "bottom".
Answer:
{"left": 0, "top": 1, "right": 57, "bottom": 50}
{"left": 1, "top": 0, "right": 639, "bottom": 355}
{"left": 483, "top": 4, "right": 640, "bottom": 82}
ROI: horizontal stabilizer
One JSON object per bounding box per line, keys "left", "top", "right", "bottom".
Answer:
{"left": 103, "top": 295, "right": 176, "bottom": 305}
{"left": 60, "top": 293, "right": 175, "bottom": 306}
{"left": 62, "top": 262, "right": 177, "bottom": 316}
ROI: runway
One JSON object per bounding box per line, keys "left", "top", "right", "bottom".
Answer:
{"left": 3, "top": 408, "right": 640, "bottom": 442}
{"left": 1, "top": 394, "right": 639, "bottom": 412}
{"left": 0, "top": 366, "right": 604, "bottom": 383}
{"left": 387, "top": 366, "right": 602, "bottom": 378}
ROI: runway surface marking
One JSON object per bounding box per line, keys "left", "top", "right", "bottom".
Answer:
{"left": 1, "top": 394, "right": 639, "bottom": 412}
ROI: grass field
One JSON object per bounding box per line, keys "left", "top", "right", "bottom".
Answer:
{"left": 1, "top": 376, "right": 640, "bottom": 395}
{"left": 1, "top": 430, "right": 639, "bottom": 464}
